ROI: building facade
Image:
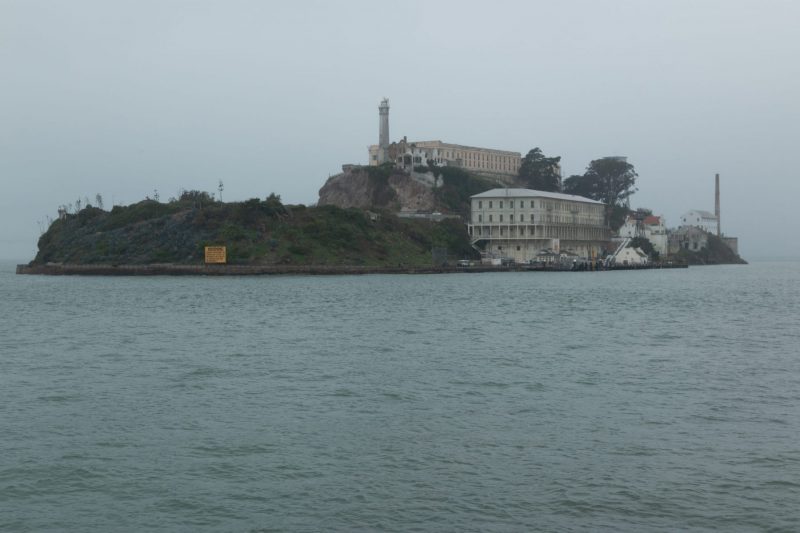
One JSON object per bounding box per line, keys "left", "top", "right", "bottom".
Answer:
{"left": 614, "top": 246, "right": 649, "bottom": 266}
{"left": 367, "top": 99, "right": 521, "bottom": 183}
{"left": 407, "top": 140, "right": 521, "bottom": 179}
{"left": 371, "top": 138, "right": 522, "bottom": 183}
{"left": 680, "top": 210, "right": 718, "bottom": 234}
{"left": 617, "top": 214, "right": 668, "bottom": 256}
{"left": 668, "top": 225, "right": 709, "bottom": 254}
{"left": 467, "top": 188, "right": 610, "bottom": 262}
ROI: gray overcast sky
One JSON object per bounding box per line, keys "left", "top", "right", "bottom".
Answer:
{"left": 2, "top": 0, "right": 798, "bottom": 260}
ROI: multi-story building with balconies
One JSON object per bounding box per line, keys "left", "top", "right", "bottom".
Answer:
{"left": 467, "top": 188, "right": 610, "bottom": 262}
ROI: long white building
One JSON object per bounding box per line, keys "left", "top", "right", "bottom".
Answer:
{"left": 366, "top": 99, "right": 522, "bottom": 183}
{"left": 468, "top": 188, "right": 610, "bottom": 262}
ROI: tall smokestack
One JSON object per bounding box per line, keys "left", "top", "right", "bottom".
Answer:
{"left": 715, "top": 173, "right": 720, "bottom": 237}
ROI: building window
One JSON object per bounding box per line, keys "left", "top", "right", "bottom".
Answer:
{"left": 516, "top": 246, "right": 521, "bottom": 251}
{"left": 500, "top": 214, "right": 504, "bottom": 222}
{"left": 530, "top": 200, "right": 534, "bottom": 208}
{"left": 478, "top": 214, "right": 482, "bottom": 222}
{"left": 489, "top": 215, "right": 493, "bottom": 222}
{"left": 478, "top": 201, "right": 482, "bottom": 209}
{"left": 510, "top": 201, "right": 514, "bottom": 208}
{"left": 520, "top": 213, "right": 525, "bottom": 222}
{"left": 489, "top": 201, "right": 492, "bottom": 208}
{"left": 510, "top": 214, "right": 514, "bottom": 222}
{"left": 500, "top": 201, "right": 504, "bottom": 208}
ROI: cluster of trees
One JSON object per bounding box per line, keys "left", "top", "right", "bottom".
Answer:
{"left": 562, "top": 157, "right": 638, "bottom": 208}
{"left": 516, "top": 148, "right": 639, "bottom": 229}
{"left": 517, "top": 148, "right": 562, "bottom": 192}
{"left": 563, "top": 157, "right": 638, "bottom": 230}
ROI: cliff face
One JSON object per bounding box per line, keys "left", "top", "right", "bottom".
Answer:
{"left": 318, "top": 164, "right": 503, "bottom": 219}
{"left": 318, "top": 166, "right": 434, "bottom": 212}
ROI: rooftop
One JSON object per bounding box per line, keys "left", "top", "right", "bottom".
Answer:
{"left": 684, "top": 210, "right": 717, "bottom": 219}
{"left": 471, "top": 188, "right": 604, "bottom": 205}
{"left": 411, "top": 140, "right": 521, "bottom": 156}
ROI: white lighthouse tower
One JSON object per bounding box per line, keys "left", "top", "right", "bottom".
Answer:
{"left": 377, "top": 98, "right": 390, "bottom": 164}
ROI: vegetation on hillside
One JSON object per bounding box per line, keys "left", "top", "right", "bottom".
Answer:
{"left": 364, "top": 163, "right": 400, "bottom": 208}
{"left": 422, "top": 166, "right": 502, "bottom": 217}
{"left": 33, "top": 192, "right": 477, "bottom": 266}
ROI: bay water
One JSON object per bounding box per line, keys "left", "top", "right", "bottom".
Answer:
{"left": 1, "top": 261, "right": 799, "bottom": 531}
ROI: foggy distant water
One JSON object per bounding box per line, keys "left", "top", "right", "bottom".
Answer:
{"left": 1, "top": 262, "right": 799, "bottom": 532}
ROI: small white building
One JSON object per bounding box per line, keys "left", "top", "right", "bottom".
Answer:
{"left": 680, "top": 210, "right": 718, "bottom": 235}
{"left": 618, "top": 214, "right": 667, "bottom": 256}
{"left": 614, "top": 246, "right": 649, "bottom": 266}
{"left": 468, "top": 188, "right": 609, "bottom": 262}
{"left": 643, "top": 215, "right": 668, "bottom": 257}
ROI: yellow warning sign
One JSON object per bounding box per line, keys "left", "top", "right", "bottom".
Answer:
{"left": 204, "top": 246, "right": 227, "bottom": 264}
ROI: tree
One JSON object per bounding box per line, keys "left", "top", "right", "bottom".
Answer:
{"left": 563, "top": 157, "right": 638, "bottom": 231}
{"left": 265, "top": 192, "right": 287, "bottom": 217}
{"left": 179, "top": 189, "right": 214, "bottom": 209}
{"left": 562, "top": 174, "right": 596, "bottom": 198}
{"left": 630, "top": 236, "right": 659, "bottom": 261}
{"left": 581, "top": 157, "right": 638, "bottom": 207}
{"left": 517, "top": 148, "right": 561, "bottom": 192}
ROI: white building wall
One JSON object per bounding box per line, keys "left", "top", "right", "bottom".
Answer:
{"left": 680, "top": 210, "right": 717, "bottom": 234}
{"left": 413, "top": 141, "right": 521, "bottom": 176}
{"left": 646, "top": 231, "right": 668, "bottom": 256}
{"left": 617, "top": 218, "right": 639, "bottom": 238}
{"left": 616, "top": 247, "right": 649, "bottom": 265}
{"left": 468, "top": 190, "right": 609, "bottom": 262}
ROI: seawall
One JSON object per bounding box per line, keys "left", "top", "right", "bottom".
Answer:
{"left": 16, "top": 262, "right": 688, "bottom": 276}
{"left": 16, "top": 263, "right": 501, "bottom": 276}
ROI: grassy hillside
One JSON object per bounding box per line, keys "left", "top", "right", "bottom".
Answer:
{"left": 32, "top": 194, "right": 477, "bottom": 266}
